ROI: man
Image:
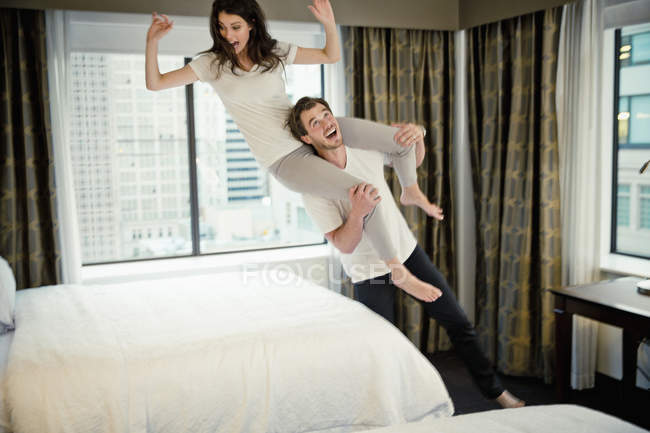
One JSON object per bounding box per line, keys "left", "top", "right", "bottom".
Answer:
{"left": 286, "top": 96, "right": 524, "bottom": 409}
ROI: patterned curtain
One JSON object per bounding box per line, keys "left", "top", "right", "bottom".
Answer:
{"left": 466, "top": 8, "right": 562, "bottom": 381}
{"left": 342, "top": 27, "right": 456, "bottom": 353}
{"left": 0, "top": 9, "right": 61, "bottom": 290}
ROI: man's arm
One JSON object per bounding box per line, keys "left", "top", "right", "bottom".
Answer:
{"left": 324, "top": 216, "right": 363, "bottom": 254}
{"left": 324, "top": 183, "right": 380, "bottom": 254}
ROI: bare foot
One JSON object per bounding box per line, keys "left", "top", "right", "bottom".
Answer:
{"left": 400, "top": 184, "right": 444, "bottom": 220}
{"left": 389, "top": 263, "right": 442, "bottom": 302}
{"left": 495, "top": 390, "right": 525, "bottom": 409}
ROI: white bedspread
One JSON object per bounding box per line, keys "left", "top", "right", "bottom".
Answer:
{"left": 361, "top": 404, "right": 647, "bottom": 433}
{"left": 0, "top": 333, "right": 12, "bottom": 433}
{"left": 4, "top": 272, "right": 452, "bottom": 433}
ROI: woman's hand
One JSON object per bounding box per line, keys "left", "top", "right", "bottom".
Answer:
{"left": 392, "top": 122, "right": 425, "bottom": 147}
{"left": 147, "top": 12, "right": 174, "bottom": 43}
{"left": 308, "top": 0, "right": 336, "bottom": 27}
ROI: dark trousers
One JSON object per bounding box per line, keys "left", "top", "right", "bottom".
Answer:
{"left": 354, "top": 244, "right": 504, "bottom": 399}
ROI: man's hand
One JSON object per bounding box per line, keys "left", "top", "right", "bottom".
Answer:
{"left": 348, "top": 183, "right": 381, "bottom": 218}
{"left": 325, "top": 183, "right": 381, "bottom": 254}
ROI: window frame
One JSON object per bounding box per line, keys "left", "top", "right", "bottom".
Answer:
{"left": 67, "top": 11, "right": 329, "bottom": 266}
{"left": 600, "top": 27, "right": 650, "bottom": 277}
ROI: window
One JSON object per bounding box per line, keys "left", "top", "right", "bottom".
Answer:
{"left": 612, "top": 23, "right": 650, "bottom": 259}
{"left": 617, "top": 184, "right": 631, "bottom": 227}
{"left": 619, "top": 31, "right": 650, "bottom": 66}
{"left": 191, "top": 49, "right": 325, "bottom": 254}
{"left": 69, "top": 15, "right": 325, "bottom": 264}
{"left": 641, "top": 185, "right": 650, "bottom": 229}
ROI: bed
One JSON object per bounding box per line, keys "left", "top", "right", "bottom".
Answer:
{"left": 0, "top": 271, "right": 453, "bottom": 433}
{"left": 360, "top": 404, "right": 647, "bottom": 433}
{"left": 2, "top": 271, "right": 645, "bottom": 433}
{"left": 0, "top": 332, "right": 12, "bottom": 433}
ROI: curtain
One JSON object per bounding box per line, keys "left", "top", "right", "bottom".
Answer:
{"left": 556, "top": 0, "right": 602, "bottom": 390}
{"left": 342, "top": 26, "right": 456, "bottom": 353}
{"left": 0, "top": 8, "right": 61, "bottom": 290}
{"left": 466, "top": 8, "right": 563, "bottom": 381}
{"left": 45, "top": 10, "right": 82, "bottom": 284}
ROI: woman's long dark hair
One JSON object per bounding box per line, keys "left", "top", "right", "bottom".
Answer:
{"left": 200, "top": 0, "right": 286, "bottom": 77}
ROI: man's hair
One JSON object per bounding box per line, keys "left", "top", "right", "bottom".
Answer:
{"left": 285, "top": 96, "right": 333, "bottom": 144}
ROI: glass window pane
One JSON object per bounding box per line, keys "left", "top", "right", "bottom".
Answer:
{"left": 632, "top": 33, "right": 650, "bottom": 64}
{"left": 618, "top": 97, "right": 630, "bottom": 144}
{"left": 614, "top": 24, "right": 650, "bottom": 258}
{"left": 285, "top": 64, "right": 322, "bottom": 103}
{"left": 70, "top": 53, "right": 192, "bottom": 264}
{"left": 641, "top": 185, "right": 650, "bottom": 229}
{"left": 194, "top": 64, "right": 324, "bottom": 254}
{"left": 617, "top": 186, "right": 630, "bottom": 227}
{"left": 617, "top": 184, "right": 631, "bottom": 228}
{"left": 619, "top": 97, "right": 629, "bottom": 112}
{"left": 630, "top": 96, "right": 650, "bottom": 144}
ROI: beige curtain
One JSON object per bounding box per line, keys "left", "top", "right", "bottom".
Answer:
{"left": 0, "top": 8, "right": 61, "bottom": 290}
{"left": 466, "top": 8, "right": 563, "bottom": 381}
{"left": 342, "top": 26, "right": 456, "bottom": 353}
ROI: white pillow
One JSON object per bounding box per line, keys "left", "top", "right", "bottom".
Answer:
{"left": 0, "top": 257, "right": 16, "bottom": 334}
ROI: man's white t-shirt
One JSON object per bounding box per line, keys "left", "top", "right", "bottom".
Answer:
{"left": 302, "top": 147, "right": 417, "bottom": 283}
{"left": 188, "top": 41, "right": 302, "bottom": 168}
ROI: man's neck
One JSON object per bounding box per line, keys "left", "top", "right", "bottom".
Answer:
{"left": 316, "top": 143, "right": 347, "bottom": 170}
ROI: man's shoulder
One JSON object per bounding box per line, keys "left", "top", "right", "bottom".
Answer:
{"left": 301, "top": 192, "right": 336, "bottom": 209}
{"left": 300, "top": 192, "right": 344, "bottom": 234}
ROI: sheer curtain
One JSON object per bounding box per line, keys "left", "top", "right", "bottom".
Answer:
{"left": 556, "top": 0, "right": 602, "bottom": 390}
{"left": 45, "top": 10, "right": 82, "bottom": 284}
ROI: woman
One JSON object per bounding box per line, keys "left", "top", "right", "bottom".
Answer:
{"left": 145, "top": 0, "right": 442, "bottom": 301}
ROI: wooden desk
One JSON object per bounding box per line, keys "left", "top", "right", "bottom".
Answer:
{"left": 550, "top": 277, "right": 650, "bottom": 408}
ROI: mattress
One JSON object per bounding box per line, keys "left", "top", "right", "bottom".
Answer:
{"left": 361, "top": 404, "right": 647, "bottom": 433}
{"left": 3, "top": 271, "right": 453, "bottom": 433}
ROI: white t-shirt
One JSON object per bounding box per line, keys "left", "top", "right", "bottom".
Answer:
{"left": 188, "top": 41, "right": 301, "bottom": 168}
{"left": 302, "top": 148, "right": 417, "bottom": 283}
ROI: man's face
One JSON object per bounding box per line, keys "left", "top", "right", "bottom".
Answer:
{"left": 299, "top": 103, "right": 342, "bottom": 151}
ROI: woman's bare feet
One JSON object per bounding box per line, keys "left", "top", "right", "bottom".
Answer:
{"left": 495, "top": 390, "right": 525, "bottom": 409}
{"left": 387, "top": 261, "right": 442, "bottom": 302}
{"left": 400, "top": 184, "right": 444, "bottom": 220}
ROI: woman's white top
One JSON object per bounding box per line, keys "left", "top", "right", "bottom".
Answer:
{"left": 188, "top": 41, "right": 300, "bottom": 168}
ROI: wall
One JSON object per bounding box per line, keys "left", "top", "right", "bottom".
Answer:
{"left": 1, "top": 0, "right": 570, "bottom": 30}
{"left": 458, "top": 0, "right": 569, "bottom": 28}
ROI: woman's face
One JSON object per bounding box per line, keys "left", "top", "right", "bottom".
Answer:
{"left": 218, "top": 12, "right": 253, "bottom": 56}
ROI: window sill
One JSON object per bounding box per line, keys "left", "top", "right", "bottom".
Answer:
{"left": 81, "top": 244, "right": 332, "bottom": 285}
{"left": 600, "top": 253, "right": 650, "bottom": 278}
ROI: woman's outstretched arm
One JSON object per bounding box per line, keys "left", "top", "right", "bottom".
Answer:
{"left": 293, "top": 0, "right": 341, "bottom": 65}
{"left": 145, "top": 12, "right": 199, "bottom": 90}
